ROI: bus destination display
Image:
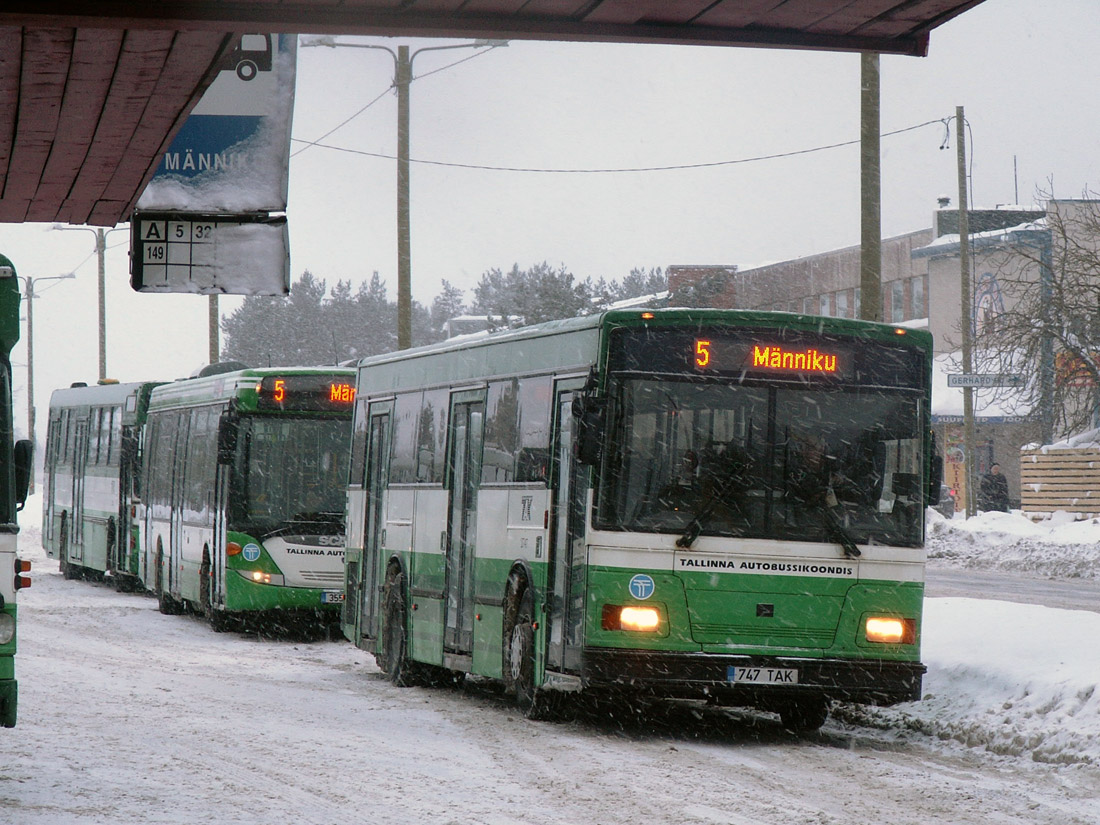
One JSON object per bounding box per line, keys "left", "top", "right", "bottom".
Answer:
{"left": 693, "top": 338, "right": 851, "bottom": 379}
{"left": 256, "top": 375, "right": 356, "bottom": 411}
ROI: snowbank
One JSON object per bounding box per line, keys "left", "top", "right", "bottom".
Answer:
{"left": 840, "top": 598, "right": 1100, "bottom": 765}
{"left": 925, "top": 507, "right": 1100, "bottom": 579}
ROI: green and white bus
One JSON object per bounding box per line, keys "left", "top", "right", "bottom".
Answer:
{"left": 43, "top": 380, "right": 163, "bottom": 589}
{"left": 140, "top": 367, "right": 355, "bottom": 631}
{"left": 1, "top": 258, "right": 33, "bottom": 728}
{"left": 344, "top": 308, "right": 938, "bottom": 729}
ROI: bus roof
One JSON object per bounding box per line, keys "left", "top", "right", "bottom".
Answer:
{"left": 354, "top": 308, "right": 934, "bottom": 392}
{"left": 148, "top": 366, "right": 355, "bottom": 413}
{"left": 48, "top": 381, "right": 165, "bottom": 411}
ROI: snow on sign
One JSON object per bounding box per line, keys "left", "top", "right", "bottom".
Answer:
{"left": 139, "top": 34, "right": 296, "bottom": 213}
{"left": 131, "top": 34, "right": 296, "bottom": 295}
{"left": 130, "top": 213, "right": 289, "bottom": 295}
{"left": 947, "top": 374, "right": 1026, "bottom": 388}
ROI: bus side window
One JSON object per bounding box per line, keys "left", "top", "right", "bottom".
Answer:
{"left": 516, "top": 377, "right": 551, "bottom": 483}
{"left": 349, "top": 399, "right": 369, "bottom": 487}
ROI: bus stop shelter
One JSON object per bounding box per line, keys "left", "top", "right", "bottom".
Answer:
{"left": 0, "top": 0, "right": 987, "bottom": 228}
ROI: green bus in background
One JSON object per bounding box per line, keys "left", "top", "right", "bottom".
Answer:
{"left": 43, "top": 380, "right": 164, "bottom": 590}
{"left": 344, "top": 308, "right": 938, "bottom": 730}
{"left": 139, "top": 367, "right": 354, "bottom": 632}
{"left": 1, "top": 257, "right": 34, "bottom": 727}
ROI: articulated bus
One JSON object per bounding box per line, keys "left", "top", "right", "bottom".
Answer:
{"left": 140, "top": 367, "right": 355, "bottom": 631}
{"left": 42, "top": 380, "right": 164, "bottom": 589}
{"left": 344, "top": 308, "right": 938, "bottom": 729}
{"left": 1, "top": 258, "right": 33, "bottom": 727}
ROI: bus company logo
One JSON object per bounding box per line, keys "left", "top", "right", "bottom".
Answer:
{"left": 242, "top": 543, "right": 262, "bottom": 562}
{"left": 628, "top": 574, "right": 656, "bottom": 600}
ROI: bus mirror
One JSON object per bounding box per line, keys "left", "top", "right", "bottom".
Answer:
{"left": 572, "top": 395, "right": 604, "bottom": 466}
{"left": 928, "top": 453, "right": 943, "bottom": 505}
{"left": 14, "top": 439, "right": 32, "bottom": 509}
{"left": 217, "top": 415, "right": 238, "bottom": 464}
{"left": 927, "top": 432, "right": 943, "bottom": 505}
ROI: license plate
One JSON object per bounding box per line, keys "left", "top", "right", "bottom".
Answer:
{"left": 321, "top": 590, "right": 345, "bottom": 604}
{"left": 728, "top": 666, "right": 798, "bottom": 685}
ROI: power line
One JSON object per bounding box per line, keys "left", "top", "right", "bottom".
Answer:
{"left": 292, "top": 44, "right": 505, "bottom": 159}
{"left": 291, "top": 86, "right": 394, "bottom": 158}
{"left": 289, "top": 118, "right": 950, "bottom": 174}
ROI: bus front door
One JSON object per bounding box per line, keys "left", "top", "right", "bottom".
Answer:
{"left": 443, "top": 393, "right": 484, "bottom": 655}
{"left": 547, "top": 383, "right": 587, "bottom": 673}
{"left": 359, "top": 403, "right": 392, "bottom": 642}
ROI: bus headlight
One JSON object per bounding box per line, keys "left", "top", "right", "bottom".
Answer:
{"left": 0, "top": 613, "right": 15, "bottom": 645}
{"left": 865, "top": 616, "right": 915, "bottom": 645}
{"left": 602, "top": 604, "right": 660, "bottom": 632}
{"left": 237, "top": 570, "right": 285, "bottom": 587}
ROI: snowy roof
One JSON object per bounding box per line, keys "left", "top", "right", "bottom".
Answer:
{"left": 913, "top": 219, "right": 1049, "bottom": 259}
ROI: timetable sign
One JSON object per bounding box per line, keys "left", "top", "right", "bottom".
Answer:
{"left": 130, "top": 211, "right": 290, "bottom": 296}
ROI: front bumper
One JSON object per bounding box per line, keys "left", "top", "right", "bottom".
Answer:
{"left": 581, "top": 648, "right": 924, "bottom": 706}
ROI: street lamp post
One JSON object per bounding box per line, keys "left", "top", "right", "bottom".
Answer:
{"left": 302, "top": 38, "right": 506, "bottom": 350}
{"left": 20, "top": 272, "right": 76, "bottom": 490}
{"left": 51, "top": 224, "right": 128, "bottom": 380}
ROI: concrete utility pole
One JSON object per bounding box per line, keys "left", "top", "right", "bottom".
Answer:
{"left": 51, "top": 224, "right": 127, "bottom": 380}
{"left": 956, "top": 106, "right": 977, "bottom": 517}
{"left": 396, "top": 45, "right": 412, "bottom": 351}
{"left": 209, "top": 295, "right": 219, "bottom": 364}
{"left": 301, "top": 37, "right": 506, "bottom": 351}
{"left": 859, "top": 53, "right": 882, "bottom": 322}
{"left": 21, "top": 272, "right": 75, "bottom": 490}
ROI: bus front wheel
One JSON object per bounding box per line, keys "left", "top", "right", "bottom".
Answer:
{"left": 504, "top": 581, "right": 558, "bottom": 720}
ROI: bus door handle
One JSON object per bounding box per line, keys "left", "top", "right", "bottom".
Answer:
{"left": 440, "top": 531, "right": 448, "bottom": 554}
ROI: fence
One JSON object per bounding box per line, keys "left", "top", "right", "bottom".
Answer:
{"left": 1020, "top": 447, "right": 1100, "bottom": 519}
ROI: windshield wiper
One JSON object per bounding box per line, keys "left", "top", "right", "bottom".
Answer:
{"left": 675, "top": 459, "right": 750, "bottom": 549}
{"left": 820, "top": 504, "right": 862, "bottom": 559}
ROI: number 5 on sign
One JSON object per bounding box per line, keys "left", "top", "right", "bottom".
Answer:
{"left": 695, "top": 339, "right": 711, "bottom": 368}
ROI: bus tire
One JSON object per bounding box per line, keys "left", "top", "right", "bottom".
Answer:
{"left": 378, "top": 566, "right": 419, "bottom": 687}
{"left": 506, "top": 584, "right": 556, "bottom": 719}
{"left": 199, "top": 549, "right": 211, "bottom": 611}
{"left": 155, "top": 544, "right": 184, "bottom": 616}
{"left": 779, "top": 698, "right": 830, "bottom": 733}
{"left": 59, "top": 516, "right": 76, "bottom": 580}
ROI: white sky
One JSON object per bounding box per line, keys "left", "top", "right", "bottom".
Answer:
{"left": 1, "top": 0, "right": 1099, "bottom": 442}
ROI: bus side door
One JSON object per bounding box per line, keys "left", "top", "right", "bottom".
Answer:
{"left": 443, "top": 391, "right": 485, "bottom": 655}
{"left": 359, "top": 401, "right": 392, "bottom": 642}
{"left": 168, "top": 412, "right": 191, "bottom": 597}
{"left": 69, "top": 416, "right": 89, "bottom": 563}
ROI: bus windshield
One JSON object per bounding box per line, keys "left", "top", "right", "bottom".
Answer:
{"left": 595, "top": 377, "right": 924, "bottom": 547}
{"left": 229, "top": 415, "right": 350, "bottom": 536}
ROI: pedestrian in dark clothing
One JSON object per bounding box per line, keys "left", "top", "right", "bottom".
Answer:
{"left": 979, "top": 463, "right": 1010, "bottom": 512}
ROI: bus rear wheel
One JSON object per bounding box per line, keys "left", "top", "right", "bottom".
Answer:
{"left": 155, "top": 545, "right": 184, "bottom": 615}
{"left": 379, "top": 566, "right": 420, "bottom": 687}
{"left": 59, "top": 517, "right": 77, "bottom": 580}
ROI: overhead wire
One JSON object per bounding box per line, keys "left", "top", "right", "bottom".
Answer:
{"left": 290, "top": 118, "right": 952, "bottom": 175}
{"left": 291, "top": 44, "right": 505, "bottom": 159}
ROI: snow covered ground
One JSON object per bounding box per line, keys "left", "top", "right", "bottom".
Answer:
{"left": 5, "top": 498, "right": 1100, "bottom": 823}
